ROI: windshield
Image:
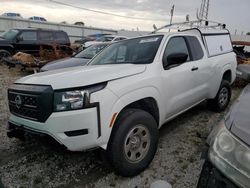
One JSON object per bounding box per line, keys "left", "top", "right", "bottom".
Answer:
{"left": 0, "top": 29, "right": 19, "bottom": 40}
{"left": 74, "top": 43, "right": 108, "bottom": 59}
{"left": 89, "top": 35, "right": 163, "bottom": 65}
{"left": 96, "top": 36, "right": 115, "bottom": 42}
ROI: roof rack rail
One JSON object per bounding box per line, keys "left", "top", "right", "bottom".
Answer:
{"left": 151, "top": 19, "right": 226, "bottom": 33}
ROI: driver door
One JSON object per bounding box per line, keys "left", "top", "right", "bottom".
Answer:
{"left": 161, "top": 36, "right": 201, "bottom": 119}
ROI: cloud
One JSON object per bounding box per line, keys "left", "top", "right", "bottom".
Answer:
{"left": 0, "top": 0, "right": 249, "bottom": 33}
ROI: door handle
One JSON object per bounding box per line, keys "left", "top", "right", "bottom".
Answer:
{"left": 191, "top": 67, "right": 198, "bottom": 71}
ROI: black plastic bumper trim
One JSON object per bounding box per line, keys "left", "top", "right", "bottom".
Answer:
{"left": 64, "top": 129, "right": 88, "bottom": 137}
{"left": 7, "top": 121, "right": 67, "bottom": 149}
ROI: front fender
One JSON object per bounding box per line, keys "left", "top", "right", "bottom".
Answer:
{"left": 97, "top": 86, "right": 163, "bottom": 149}
{"left": 0, "top": 44, "right": 14, "bottom": 52}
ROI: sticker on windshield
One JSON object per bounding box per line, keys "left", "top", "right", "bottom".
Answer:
{"left": 139, "top": 37, "right": 159, "bottom": 43}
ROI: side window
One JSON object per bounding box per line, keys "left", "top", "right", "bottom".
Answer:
{"left": 186, "top": 36, "right": 204, "bottom": 60}
{"left": 163, "top": 37, "right": 190, "bottom": 63}
{"left": 54, "top": 32, "right": 66, "bottom": 41}
{"left": 39, "top": 31, "right": 53, "bottom": 41}
{"left": 19, "top": 31, "right": 37, "bottom": 41}
{"left": 116, "top": 45, "right": 127, "bottom": 62}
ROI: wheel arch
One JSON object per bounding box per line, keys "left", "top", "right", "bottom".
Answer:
{"left": 222, "top": 69, "right": 232, "bottom": 82}
{"left": 209, "top": 65, "right": 233, "bottom": 99}
{"left": 0, "top": 45, "right": 14, "bottom": 54}
{"left": 99, "top": 87, "right": 163, "bottom": 150}
{"left": 117, "top": 97, "right": 160, "bottom": 127}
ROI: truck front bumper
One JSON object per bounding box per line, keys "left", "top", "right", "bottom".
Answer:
{"left": 8, "top": 107, "right": 100, "bottom": 151}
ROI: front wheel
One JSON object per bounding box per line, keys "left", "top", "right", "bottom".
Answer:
{"left": 208, "top": 80, "right": 231, "bottom": 112}
{"left": 106, "top": 109, "right": 159, "bottom": 177}
{"left": 0, "top": 49, "right": 11, "bottom": 61}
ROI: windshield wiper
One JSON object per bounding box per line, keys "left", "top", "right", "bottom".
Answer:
{"left": 78, "top": 56, "right": 92, "bottom": 59}
{"left": 113, "top": 61, "right": 146, "bottom": 64}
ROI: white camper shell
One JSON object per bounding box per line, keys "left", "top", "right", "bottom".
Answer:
{"left": 183, "top": 29, "right": 233, "bottom": 57}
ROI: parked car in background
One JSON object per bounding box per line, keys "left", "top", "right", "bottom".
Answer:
{"left": 0, "top": 28, "right": 70, "bottom": 59}
{"left": 74, "top": 36, "right": 95, "bottom": 45}
{"left": 40, "top": 42, "right": 110, "bottom": 71}
{"left": 74, "top": 22, "right": 84, "bottom": 26}
{"left": 83, "top": 35, "right": 127, "bottom": 48}
{"left": 197, "top": 84, "right": 250, "bottom": 188}
{"left": 29, "top": 16, "right": 47, "bottom": 22}
{"left": 6, "top": 28, "right": 236, "bottom": 177}
{"left": 74, "top": 34, "right": 112, "bottom": 45}
{"left": 1, "top": 12, "right": 22, "bottom": 18}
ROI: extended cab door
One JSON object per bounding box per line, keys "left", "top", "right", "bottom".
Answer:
{"left": 14, "top": 31, "right": 39, "bottom": 55}
{"left": 161, "top": 36, "right": 205, "bottom": 119}
{"left": 184, "top": 36, "right": 213, "bottom": 101}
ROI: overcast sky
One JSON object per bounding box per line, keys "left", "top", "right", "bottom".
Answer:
{"left": 1, "top": 0, "right": 249, "bottom": 34}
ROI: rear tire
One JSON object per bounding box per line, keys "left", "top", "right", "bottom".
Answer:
{"left": 106, "top": 108, "right": 159, "bottom": 177}
{"left": 208, "top": 80, "right": 231, "bottom": 112}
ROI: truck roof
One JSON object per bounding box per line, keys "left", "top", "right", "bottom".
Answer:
{"left": 136, "top": 28, "right": 230, "bottom": 39}
{"left": 11, "top": 28, "right": 66, "bottom": 32}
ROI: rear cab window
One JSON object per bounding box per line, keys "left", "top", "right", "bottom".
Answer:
{"left": 185, "top": 36, "right": 204, "bottom": 60}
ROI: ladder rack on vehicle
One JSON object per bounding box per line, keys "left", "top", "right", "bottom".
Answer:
{"left": 152, "top": 19, "right": 226, "bottom": 33}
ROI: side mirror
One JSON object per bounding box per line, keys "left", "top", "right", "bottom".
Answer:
{"left": 163, "top": 53, "right": 188, "bottom": 69}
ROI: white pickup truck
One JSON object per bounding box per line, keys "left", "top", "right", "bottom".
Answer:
{"left": 7, "top": 28, "right": 237, "bottom": 177}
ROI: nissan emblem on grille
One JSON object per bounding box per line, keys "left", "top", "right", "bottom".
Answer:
{"left": 14, "top": 95, "right": 22, "bottom": 109}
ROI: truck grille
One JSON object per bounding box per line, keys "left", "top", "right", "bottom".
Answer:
{"left": 9, "top": 92, "right": 39, "bottom": 121}
{"left": 8, "top": 84, "right": 53, "bottom": 122}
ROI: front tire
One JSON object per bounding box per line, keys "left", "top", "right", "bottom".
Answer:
{"left": 208, "top": 80, "right": 231, "bottom": 112}
{"left": 107, "top": 109, "right": 159, "bottom": 177}
{"left": 0, "top": 49, "right": 11, "bottom": 62}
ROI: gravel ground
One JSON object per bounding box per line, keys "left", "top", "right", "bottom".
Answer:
{"left": 0, "top": 64, "right": 243, "bottom": 188}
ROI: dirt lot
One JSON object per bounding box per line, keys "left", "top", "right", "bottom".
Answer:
{"left": 0, "top": 64, "right": 243, "bottom": 188}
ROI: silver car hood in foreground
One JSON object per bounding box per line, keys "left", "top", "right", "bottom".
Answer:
{"left": 15, "top": 64, "right": 146, "bottom": 90}
{"left": 225, "top": 84, "right": 250, "bottom": 146}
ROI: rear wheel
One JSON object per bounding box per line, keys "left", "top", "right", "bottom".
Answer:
{"left": 106, "top": 108, "right": 159, "bottom": 177}
{"left": 208, "top": 80, "right": 231, "bottom": 112}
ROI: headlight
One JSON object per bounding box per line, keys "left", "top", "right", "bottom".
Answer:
{"left": 208, "top": 122, "right": 250, "bottom": 187}
{"left": 53, "top": 83, "right": 106, "bottom": 112}
{"left": 54, "top": 90, "right": 86, "bottom": 111}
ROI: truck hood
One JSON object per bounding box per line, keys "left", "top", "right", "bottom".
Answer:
{"left": 226, "top": 84, "right": 250, "bottom": 146}
{"left": 40, "top": 57, "right": 90, "bottom": 72}
{"left": 0, "top": 37, "right": 10, "bottom": 44}
{"left": 15, "top": 64, "right": 146, "bottom": 89}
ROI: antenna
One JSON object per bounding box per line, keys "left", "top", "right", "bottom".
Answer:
{"left": 169, "top": 5, "right": 175, "bottom": 32}
{"left": 198, "top": 0, "right": 210, "bottom": 20}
